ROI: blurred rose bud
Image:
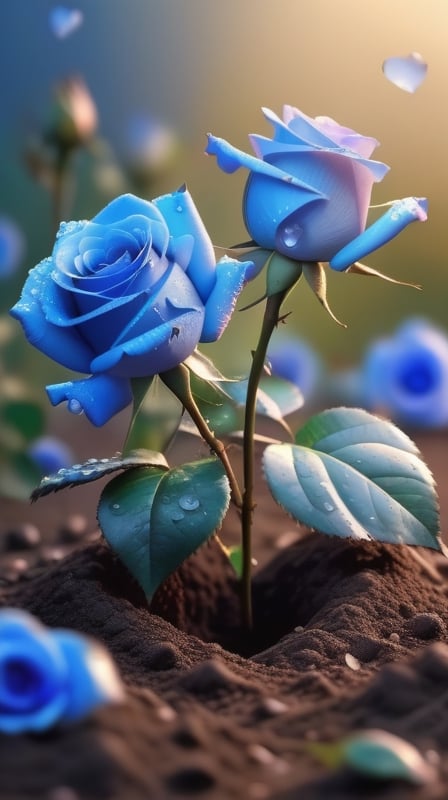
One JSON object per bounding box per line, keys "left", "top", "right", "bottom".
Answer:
{"left": 46, "top": 76, "right": 98, "bottom": 151}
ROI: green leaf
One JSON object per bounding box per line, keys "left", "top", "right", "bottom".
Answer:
{"left": 1, "top": 398, "right": 45, "bottom": 446}
{"left": 263, "top": 407, "right": 441, "bottom": 550}
{"left": 342, "top": 729, "right": 436, "bottom": 785}
{"left": 31, "top": 450, "right": 169, "bottom": 500}
{"left": 98, "top": 458, "right": 231, "bottom": 599}
{"left": 0, "top": 453, "right": 42, "bottom": 501}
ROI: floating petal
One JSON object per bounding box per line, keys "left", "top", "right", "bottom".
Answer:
{"left": 49, "top": 6, "right": 83, "bottom": 39}
{"left": 382, "top": 53, "right": 428, "bottom": 93}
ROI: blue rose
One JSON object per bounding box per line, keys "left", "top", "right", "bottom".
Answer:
{"left": 0, "top": 608, "right": 124, "bottom": 734}
{"left": 362, "top": 318, "right": 448, "bottom": 428}
{"left": 206, "top": 105, "right": 427, "bottom": 270}
{"left": 11, "top": 188, "right": 252, "bottom": 425}
{"left": 267, "top": 335, "right": 322, "bottom": 403}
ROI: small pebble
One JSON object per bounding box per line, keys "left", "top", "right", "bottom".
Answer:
{"left": 39, "top": 546, "right": 67, "bottom": 565}
{"left": 389, "top": 633, "right": 400, "bottom": 643}
{"left": 345, "top": 653, "right": 361, "bottom": 671}
{"left": 262, "top": 697, "right": 288, "bottom": 715}
{"left": 276, "top": 530, "right": 301, "bottom": 549}
{"left": 406, "top": 613, "right": 445, "bottom": 640}
{"left": 58, "top": 514, "right": 88, "bottom": 543}
{"left": 3, "top": 523, "right": 41, "bottom": 551}
{"left": 156, "top": 705, "right": 177, "bottom": 722}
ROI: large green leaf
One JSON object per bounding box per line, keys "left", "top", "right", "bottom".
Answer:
{"left": 98, "top": 458, "right": 230, "bottom": 599}
{"left": 263, "top": 407, "right": 441, "bottom": 550}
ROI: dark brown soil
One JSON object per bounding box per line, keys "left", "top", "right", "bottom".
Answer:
{"left": 1, "top": 431, "right": 448, "bottom": 800}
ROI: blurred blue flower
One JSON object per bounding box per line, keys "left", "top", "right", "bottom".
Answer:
{"left": 125, "top": 113, "right": 178, "bottom": 174}
{"left": 0, "top": 217, "right": 25, "bottom": 278}
{"left": 27, "top": 436, "right": 74, "bottom": 475}
{"left": 207, "top": 106, "right": 427, "bottom": 271}
{"left": 267, "top": 335, "right": 322, "bottom": 403}
{"left": 362, "top": 318, "right": 448, "bottom": 428}
{"left": 0, "top": 608, "right": 124, "bottom": 734}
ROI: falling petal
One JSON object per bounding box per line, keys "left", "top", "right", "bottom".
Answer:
{"left": 382, "top": 53, "right": 428, "bottom": 93}
{"left": 49, "top": 6, "right": 83, "bottom": 39}
{"left": 0, "top": 217, "right": 25, "bottom": 278}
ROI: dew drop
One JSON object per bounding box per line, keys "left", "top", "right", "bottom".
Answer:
{"left": 280, "top": 223, "right": 302, "bottom": 248}
{"left": 171, "top": 509, "right": 185, "bottom": 522}
{"left": 323, "top": 501, "right": 334, "bottom": 512}
{"left": 110, "top": 502, "right": 126, "bottom": 516}
{"left": 68, "top": 398, "right": 84, "bottom": 415}
{"left": 176, "top": 205, "right": 183, "bottom": 213}
{"left": 178, "top": 494, "right": 200, "bottom": 511}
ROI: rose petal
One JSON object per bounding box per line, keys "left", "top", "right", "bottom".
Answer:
{"left": 330, "top": 198, "right": 428, "bottom": 271}
{"left": 46, "top": 374, "right": 133, "bottom": 426}
{"left": 382, "top": 53, "right": 428, "bottom": 93}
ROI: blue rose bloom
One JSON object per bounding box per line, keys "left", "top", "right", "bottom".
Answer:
{"left": 362, "top": 318, "right": 448, "bottom": 428}
{"left": 0, "top": 608, "right": 124, "bottom": 734}
{"left": 10, "top": 188, "right": 252, "bottom": 425}
{"left": 267, "top": 335, "right": 322, "bottom": 403}
{"left": 206, "top": 105, "right": 427, "bottom": 270}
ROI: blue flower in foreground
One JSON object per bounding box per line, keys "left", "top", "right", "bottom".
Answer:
{"left": 11, "top": 188, "right": 252, "bottom": 425}
{"left": 206, "top": 106, "right": 427, "bottom": 270}
{"left": 0, "top": 609, "right": 124, "bottom": 734}
{"left": 362, "top": 318, "right": 448, "bottom": 428}
{"left": 267, "top": 336, "right": 322, "bottom": 403}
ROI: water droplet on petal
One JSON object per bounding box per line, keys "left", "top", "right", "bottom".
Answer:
{"left": 382, "top": 52, "right": 428, "bottom": 93}
{"left": 49, "top": 6, "right": 84, "bottom": 39}
{"left": 323, "top": 501, "right": 334, "bottom": 512}
{"left": 280, "top": 224, "right": 302, "bottom": 249}
{"left": 68, "top": 398, "right": 84, "bottom": 415}
{"left": 178, "top": 494, "right": 200, "bottom": 511}
{"left": 171, "top": 509, "right": 185, "bottom": 522}
{"left": 176, "top": 205, "right": 183, "bottom": 213}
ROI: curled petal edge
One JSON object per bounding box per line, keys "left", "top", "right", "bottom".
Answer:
{"left": 329, "top": 197, "right": 428, "bottom": 272}
{"left": 46, "top": 374, "right": 133, "bottom": 426}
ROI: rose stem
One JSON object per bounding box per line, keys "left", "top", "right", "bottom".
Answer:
{"left": 241, "top": 290, "right": 287, "bottom": 630}
{"left": 161, "top": 365, "right": 243, "bottom": 510}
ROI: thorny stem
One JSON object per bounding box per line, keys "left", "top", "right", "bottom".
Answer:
{"left": 161, "top": 365, "right": 243, "bottom": 510}
{"left": 241, "top": 291, "right": 288, "bottom": 630}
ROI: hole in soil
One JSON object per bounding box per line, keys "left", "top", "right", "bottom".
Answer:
{"left": 99, "top": 531, "right": 394, "bottom": 658}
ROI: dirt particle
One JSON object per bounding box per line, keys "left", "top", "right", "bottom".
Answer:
{"left": 406, "top": 613, "right": 445, "bottom": 640}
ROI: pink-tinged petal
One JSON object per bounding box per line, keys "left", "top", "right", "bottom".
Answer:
{"left": 200, "top": 256, "right": 252, "bottom": 342}
{"left": 314, "top": 116, "right": 379, "bottom": 158}
{"left": 46, "top": 375, "right": 133, "bottom": 426}
{"left": 275, "top": 106, "right": 339, "bottom": 148}
{"left": 330, "top": 197, "right": 428, "bottom": 271}
{"left": 382, "top": 53, "right": 428, "bottom": 93}
{"left": 153, "top": 186, "right": 216, "bottom": 301}
{"left": 249, "top": 135, "right": 389, "bottom": 183}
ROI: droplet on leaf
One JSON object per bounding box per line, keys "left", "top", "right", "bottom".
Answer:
{"left": 49, "top": 6, "right": 83, "bottom": 39}
{"left": 382, "top": 53, "right": 428, "bottom": 93}
{"left": 178, "top": 494, "right": 200, "bottom": 511}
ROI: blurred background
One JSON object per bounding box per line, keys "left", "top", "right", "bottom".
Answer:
{"left": 0, "top": 0, "right": 446, "bottom": 504}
